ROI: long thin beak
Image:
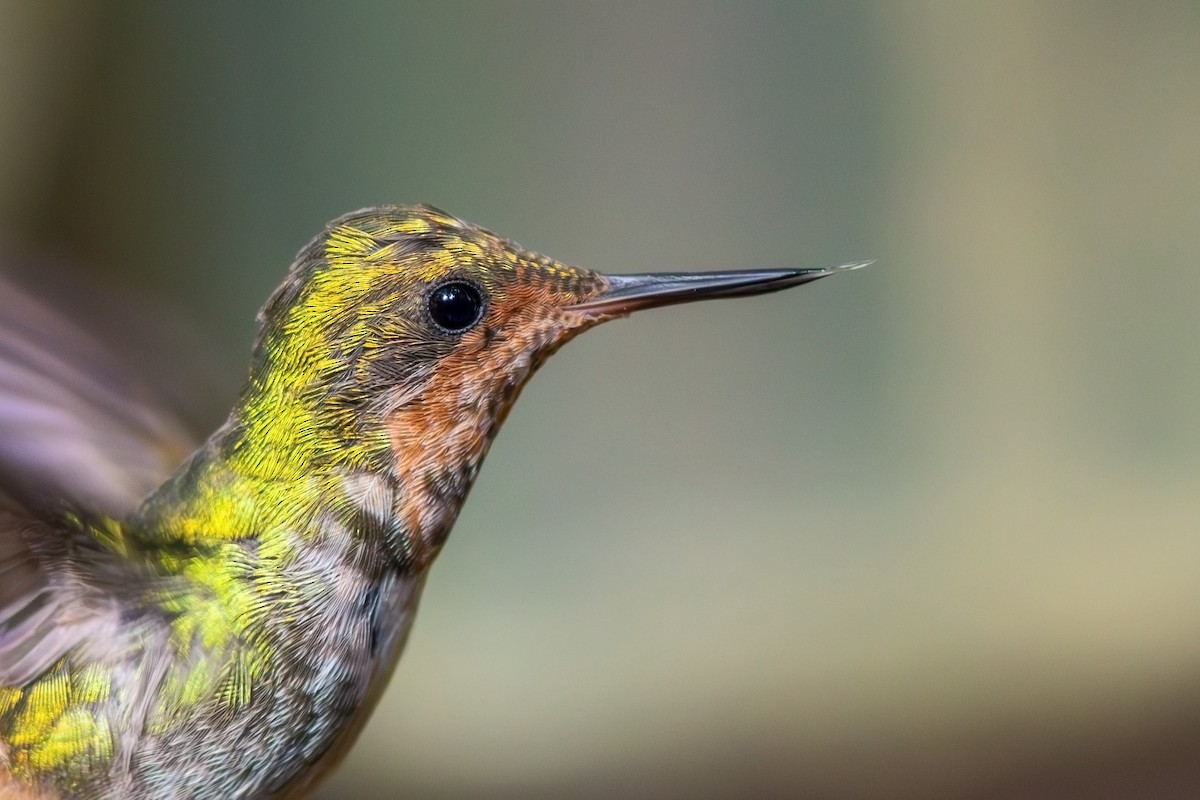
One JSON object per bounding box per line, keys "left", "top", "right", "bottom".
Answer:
{"left": 571, "top": 262, "right": 870, "bottom": 315}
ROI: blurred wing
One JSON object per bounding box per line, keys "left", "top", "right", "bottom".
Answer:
{"left": 0, "top": 273, "right": 197, "bottom": 690}
{"left": 0, "top": 274, "right": 197, "bottom": 515}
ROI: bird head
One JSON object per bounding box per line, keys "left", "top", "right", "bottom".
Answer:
{"left": 231, "top": 204, "right": 859, "bottom": 560}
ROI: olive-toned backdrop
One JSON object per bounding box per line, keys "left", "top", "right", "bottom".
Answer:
{"left": 2, "top": 3, "right": 1198, "bottom": 797}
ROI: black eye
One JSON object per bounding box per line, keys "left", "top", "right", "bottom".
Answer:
{"left": 427, "top": 280, "right": 486, "bottom": 333}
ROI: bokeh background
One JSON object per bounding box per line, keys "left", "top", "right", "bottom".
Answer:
{"left": 3, "top": 3, "right": 1199, "bottom": 798}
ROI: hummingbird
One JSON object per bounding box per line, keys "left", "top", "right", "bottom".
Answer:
{"left": 0, "top": 205, "right": 863, "bottom": 799}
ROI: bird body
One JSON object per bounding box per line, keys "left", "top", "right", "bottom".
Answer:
{"left": 0, "top": 206, "right": 861, "bottom": 798}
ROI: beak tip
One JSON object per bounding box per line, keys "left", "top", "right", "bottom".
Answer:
{"left": 819, "top": 260, "right": 873, "bottom": 277}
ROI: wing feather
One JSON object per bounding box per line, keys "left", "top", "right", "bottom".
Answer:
{"left": 0, "top": 275, "right": 196, "bottom": 514}
{"left": 0, "top": 273, "right": 197, "bottom": 685}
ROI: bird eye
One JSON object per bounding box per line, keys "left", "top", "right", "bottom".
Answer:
{"left": 427, "top": 280, "right": 486, "bottom": 333}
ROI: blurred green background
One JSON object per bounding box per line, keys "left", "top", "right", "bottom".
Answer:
{"left": 3, "top": 2, "right": 1199, "bottom": 798}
